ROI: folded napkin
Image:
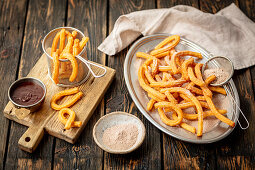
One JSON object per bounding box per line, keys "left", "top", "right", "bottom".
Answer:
{"left": 98, "top": 3, "right": 255, "bottom": 70}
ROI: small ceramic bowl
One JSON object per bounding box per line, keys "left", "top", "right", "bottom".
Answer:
{"left": 93, "top": 112, "right": 146, "bottom": 154}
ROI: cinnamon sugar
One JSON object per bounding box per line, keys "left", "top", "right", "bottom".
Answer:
{"left": 102, "top": 123, "right": 138, "bottom": 151}
{"left": 204, "top": 68, "right": 229, "bottom": 84}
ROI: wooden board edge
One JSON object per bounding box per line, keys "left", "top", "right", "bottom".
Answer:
{"left": 3, "top": 112, "right": 33, "bottom": 127}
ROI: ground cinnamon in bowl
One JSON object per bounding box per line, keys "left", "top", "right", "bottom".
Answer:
{"left": 102, "top": 123, "right": 139, "bottom": 151}
{"left": 93, "top": 112, "right": 146, "bottom": 154}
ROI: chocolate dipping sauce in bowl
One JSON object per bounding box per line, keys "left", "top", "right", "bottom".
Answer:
{"left": 8, "top": 77, "right": 46, "bottom": 112}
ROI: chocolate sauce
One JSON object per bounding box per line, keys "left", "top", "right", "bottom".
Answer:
{"left": 10, "top": 81, "right": 44, "bottom": 106}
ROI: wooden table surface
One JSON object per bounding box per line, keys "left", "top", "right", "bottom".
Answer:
{"left": 0, "top": 0, "right": 254, "bottom": 169}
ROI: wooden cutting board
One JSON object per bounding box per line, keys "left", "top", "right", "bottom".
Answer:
{"left": 3, "top": 53, "right": 115, "bottom": 153}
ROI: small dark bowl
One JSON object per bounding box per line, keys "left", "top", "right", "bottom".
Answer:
{"left": 8, "top": 77, "right": 47, "bottom": 112}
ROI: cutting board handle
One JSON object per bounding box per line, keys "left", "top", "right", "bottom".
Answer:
{"left": 18, "top": 126, "right": 44, "bottom": 153}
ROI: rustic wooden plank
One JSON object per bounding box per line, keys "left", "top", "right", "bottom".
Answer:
{"left": 238, "top": 4, "right": 255, "bottom": 166}
{"left": 199, "top": 0, "right": 238, "bottom": 13}
{"left": 53, "top": 103, "right": 105, "bottom": 170}
{"left": 53, "top": 0, "right": 107, "bottom": 169}
{"left": 4, "top": 0, "right": 66, "bottom": 169}
{"left": 199, "top": 0, "right": 255, "bottom": 169}
{"left": 239, "top": 0, "right": 255, "bottom": 134}
{"left": 217, "top": 156, "right": 255, "bottom": 169}
{"left": 239, "top": 0, "right": 255, "bottom": 21}
{"left": 157, "top": 1, "right": 216, "bottom": 169}
{"left": 214, "top": 69, "right": 255, "bottom": 169}
{"left": 214, "top": 1, "right": 255, "bottom": 165}
{"left": 157, "top": 0, "right": 199, "bottom": 8}
{"left": 105, "top": 0, "right": 162, "bottom": 169}
{"left": 0, "top": 0, "right": 28, "bottom": 168}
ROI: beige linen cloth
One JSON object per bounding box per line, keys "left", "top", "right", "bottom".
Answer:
{"left": 98, "top": 3, "right": 255, "bottom": 69}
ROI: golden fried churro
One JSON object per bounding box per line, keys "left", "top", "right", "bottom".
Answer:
{"left": 51, "top": 87, "right": 83, "bottom": 110}
{"left": 58, "top": 108, "right": 82, "bottom": 129}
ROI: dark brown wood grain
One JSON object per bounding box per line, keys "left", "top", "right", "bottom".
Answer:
{"left": 239, "top": 0, "right": 255, "bottom": 109}
{"left": 238, "top": 1, "right": 255, "bottom": 156}
{"left": 239, "top": 0, "right": 255, "bottom": 21}
{"left": 1, "top": 0, "right": 255, "bottom": 169}
{"left": 239, "top": 0, "right": 255, "bottom": 112}
{"left": 104, "top": 0, "right": 162, "bottom": 169}
{"left": 157, "top": 0, "right": 199, "bottom": 8}
{"left": 0, "top": 0, "right": 28, "bottom": 168}
{"left": 199, "top": 0, "right": 239, "bottom": 13}
{"left": 53, "top": 104, "right": 105, "bottom": 170}
{"left": 4, "top": 0, "right": 66, "bottom": 169}
{"left": 52, "top": 0, "right": 107, "bottom": 169}
{"left": 199, "top": 0, "right": 255, "bottom": 169}
{"left": 239, "top": 0, "right": 255, "bottom": 110}
{"left": 213, "top": 69, "right": 255, "bottom": 169}
{"left": 217, "top": 156, "right": 255, "bottom": 169}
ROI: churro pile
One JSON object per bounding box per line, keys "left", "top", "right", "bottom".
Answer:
{"left": 137, "top": 35, "right": 235, "bottom": 136}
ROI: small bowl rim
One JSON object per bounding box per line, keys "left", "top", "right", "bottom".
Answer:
{"left": 8, "top": 77, "right": 47, "bottom": 108}
{"left": 93, "top": 111, "right": 146, "bottom": 154}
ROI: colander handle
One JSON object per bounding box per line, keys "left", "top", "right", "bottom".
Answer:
{"left": 225, "top": 87, "right": 249, "bottom": 130}
{"left": 76, "top": 55, "right": 107, "bottom": 78}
